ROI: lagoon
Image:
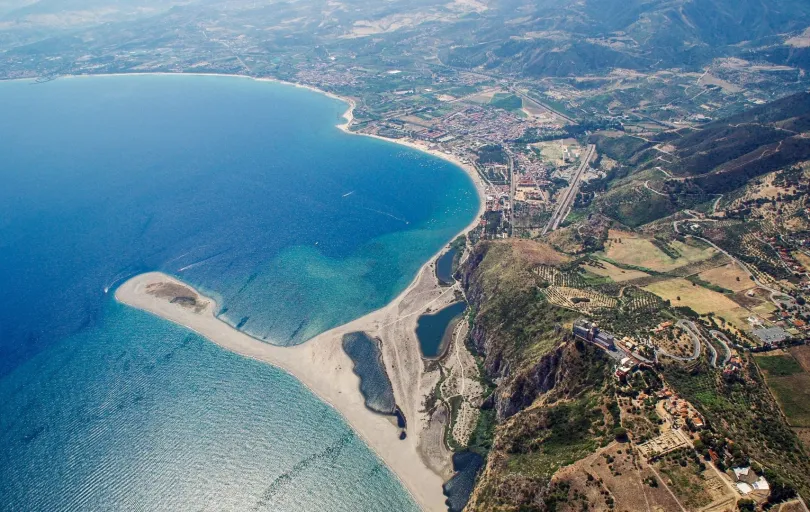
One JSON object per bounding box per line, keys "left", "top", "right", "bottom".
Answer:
{"left": 0, "top": 74, "right": 478, "bottom": 510}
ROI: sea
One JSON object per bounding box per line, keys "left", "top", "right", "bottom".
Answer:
{"left": 0, "top": 75, "right": 479, "bottom": 510}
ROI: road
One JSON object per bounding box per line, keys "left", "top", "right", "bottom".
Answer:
{"left": 511, "top": 88, "right": 575, "bottom": 125}
{"left": 644, "top": 180, "right": 668, "bottom": 197}
{"left": 542, "top": 144, "right": 596, "bottom": 235}
{"left": 709, "top": 331, "right": 732, "bottom": 366}
{"left": 504, "top": 151, "right": 515, "bottom": 236}
{"left": 672, "top": 215, "right": 788, "bottom": 308}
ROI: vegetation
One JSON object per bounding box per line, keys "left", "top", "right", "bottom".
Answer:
{"left": 755, "top": 354, "right": 804, "bottom": 377}
{"left": 476, "top": 144, "right": 508, "bottom": 165}
{"left": 489, "top": 93, "right": 522, "bottom": 111}
{"left": 664, "top": 360, "right": 810, "bottom": 498}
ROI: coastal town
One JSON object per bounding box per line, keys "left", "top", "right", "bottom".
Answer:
{"left": 3, "top": 1, "right": 810, "bottom": 511}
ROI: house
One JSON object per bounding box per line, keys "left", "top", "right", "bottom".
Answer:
{"left": 733, "top": 467, "right": 769, "bottom": 495}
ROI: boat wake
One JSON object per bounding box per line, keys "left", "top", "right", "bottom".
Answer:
{"left": 361, "top": 207, "right": 409, "bottom": 224}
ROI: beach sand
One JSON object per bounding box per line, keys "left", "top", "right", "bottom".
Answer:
{"left": 117, "top": 255, "right": 464, "bottom": 511}
{"left": 100, "top": 70, "right": 487, "bottom": 511}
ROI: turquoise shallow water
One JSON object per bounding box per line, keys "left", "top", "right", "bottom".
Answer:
{"left": 0, "top": 75, "right": 478, "bottom": 510}
{"left": 0, "top": 303, "right": 418, "bottom": 511}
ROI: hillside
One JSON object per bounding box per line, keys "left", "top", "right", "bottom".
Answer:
{"left": 458, "top": 238, "right": 810, "bottom": 511}
{"left": 589, "top": 91, "right": 810, "bottom": 227}
{"left": 439, "top": 0, "right": 810, "bottom": 76}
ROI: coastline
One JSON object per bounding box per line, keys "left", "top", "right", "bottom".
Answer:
{"left": 27, "top": 71, "right": 487, "bottom": 224}
{"left": 116, "top": 260, "right": 461, "bottom": 511}
{"left": 52, "top": 70, "right": 489, "bottom": 511}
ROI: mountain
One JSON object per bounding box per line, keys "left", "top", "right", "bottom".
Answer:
{"left": 589, "top": 91, "right": 810, "bottom": 227}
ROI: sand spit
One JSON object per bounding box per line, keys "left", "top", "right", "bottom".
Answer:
{"left": 74, "top": 70, "right": 490, "bottom": 510}
{"left": 117, "top": 257, "right": 466, "bottom": 511}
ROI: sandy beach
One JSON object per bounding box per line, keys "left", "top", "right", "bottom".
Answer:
{"left": 117, "top": 257, "right": 464, "bottom": 512}
{"left": 85, "top": 70, "right": 489, "bottom": 511}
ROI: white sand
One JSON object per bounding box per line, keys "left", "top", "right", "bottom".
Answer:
{"left": 117, "top": 261, "right": 456, "bottom": 511}
{"left": 77, "top": 70, "right": 490, "bottom": 511}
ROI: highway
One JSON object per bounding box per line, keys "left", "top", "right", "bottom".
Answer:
{"left": 542, "top": 143, "right": 596, "bottom": 235}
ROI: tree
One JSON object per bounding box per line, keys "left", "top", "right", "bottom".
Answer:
{"left": 737, "top": 498, "right": 755, "bottom": 511}
{"left": 614, "top": 427, "right": 628, "bottom": 441}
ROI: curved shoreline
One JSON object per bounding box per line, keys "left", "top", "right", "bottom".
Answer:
{"left": 79, "top": 72, "right": 487, "bottom": 510}
{"left": 36, "top": 71, "right": 487, "bottom": 223}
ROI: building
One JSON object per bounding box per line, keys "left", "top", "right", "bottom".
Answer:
{"left": 752, "top": 326, "right": 790, "bottom": 345}
{"left": 573, "top": 319, "right": 616, "bottom": 350}
{"left": 733, "top": 467, "right": 769, "bottom": 495}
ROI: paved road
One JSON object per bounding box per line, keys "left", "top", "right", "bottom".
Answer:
{"left": 672, "top": 214, "right": 789, "bottom": 309}
{"left": 709, "top": 331, "right": 732, "bottom": 366}
{"left": 542, "top": 144, "right": 596, "bottom": 235}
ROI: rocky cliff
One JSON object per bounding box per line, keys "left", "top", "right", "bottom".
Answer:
{"left": 459, "top": 240, "right": 615, "bottom": 511}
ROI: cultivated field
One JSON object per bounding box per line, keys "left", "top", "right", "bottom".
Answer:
{"left": 582, "top": 259, "right": 649, "bottom": 282}
{"left": 643, "top": 278, "right": 749, "bottom": 328}
{"left": 789, "top": 345, "right": 810, "bottom": 372}
{"left": 755, "top": 352, "right": 810, "bottom": 428}
{"left": 697, "top": 263, "right": 752, "bottom": 292}
{"left": 601, "top": 230, "right": 717, "bottom": 273}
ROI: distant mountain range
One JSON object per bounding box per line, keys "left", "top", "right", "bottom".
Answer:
{"left": 440, "top": 0, "right": 810, "bottom": 76}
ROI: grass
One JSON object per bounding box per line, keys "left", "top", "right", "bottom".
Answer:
{"left": 697, "top": 263, "right": 752, "bottom": 292}
{"left": 643, "top": 278, "right": 748, "bottom": 327}
{"left": 600, "top": 230, "right": 716, "bottom": 273}
{"left": 766, "top": 375, "right": 810, "bottom": 427}
{"left": 685, "top": 274, "right": 733, "bottom": 295}
{"left": 490, "top": 93, "right": 523, "bottom": 111}
{"left": 504, "top": 394, "right": 606, "bottom": 479}
{"left": 754, "top": 354, "right": 804, "bottom": 377}
{"left": 656, "top": 453, "right": 713, "bottom": 510}
{"left": 581, "top": 260, "right": 650, "bottom": 282}
{"left": 755, "top": 353, "right": 810, "bottom": 427}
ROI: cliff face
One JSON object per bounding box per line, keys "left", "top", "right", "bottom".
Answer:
{"left": 459, "top": 240, "right": 615, "bottom": 511}
{"left": 460, "top": 240, "right": 575, "bottom": 419}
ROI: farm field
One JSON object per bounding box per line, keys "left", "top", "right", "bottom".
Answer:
{"left": 754, "top": 352, "right": 810, "bottom": 428}
{"left": 582, "top": 259, "right": 649, "bottom": 282}
{"left": 789, "top": 345, "right": 810, "bottom": 372}
{"left": 600, "top": 230, "right": 717, "bottom": 273}
{"left": 643, "top": 278, "right": 749, "bottom": 328}
{"left": 697, "top": 263, "right": 752, "bottom": 292}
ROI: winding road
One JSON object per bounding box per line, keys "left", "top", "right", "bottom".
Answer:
{"left": 656, "top": 320, "right": 703, "bottom": 362}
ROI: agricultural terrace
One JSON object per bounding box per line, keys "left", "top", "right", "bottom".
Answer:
{"left": 599, "top": 230, "right": 717, "bottom": 273}
{"left": 754, "top": 351, "right": 810, "bottom": 428}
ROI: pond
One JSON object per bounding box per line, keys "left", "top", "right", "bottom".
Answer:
{"left": 415, "top": 301, "right": 467, "bottom": 358}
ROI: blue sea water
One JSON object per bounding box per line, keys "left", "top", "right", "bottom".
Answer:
{"left": 0, "top": 75, "right": 478, "bottom": 510}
